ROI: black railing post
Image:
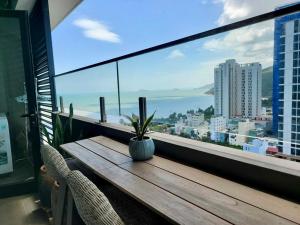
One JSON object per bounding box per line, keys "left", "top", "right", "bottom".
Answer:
{"left": 116, "top": 61, "right": 121, "bottom": 116}
{"left": 59, "top": 96, "right": 64, "bottom": 113}
{"left": 99, "top": 97, "right": 107, "bottom": 122}
{"left": 139, "top": 97, "right": 147, "bottom": 126}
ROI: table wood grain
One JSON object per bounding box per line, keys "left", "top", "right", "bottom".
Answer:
{"left": 61, "top": 136, "right": 300, "bottom": 225}
{"left": 91, "top": 135, "right": 300, "bottom": 224}
{"left": 61, "top": 142, "right": 229, "bottom": 225}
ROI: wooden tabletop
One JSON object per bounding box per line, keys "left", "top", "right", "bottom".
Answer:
{"left": 61, "top": 136, "right": 300, "bottom": 225}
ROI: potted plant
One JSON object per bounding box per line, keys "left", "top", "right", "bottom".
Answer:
{"left": 124, "top": 112, "right": 155, "bottom": 160}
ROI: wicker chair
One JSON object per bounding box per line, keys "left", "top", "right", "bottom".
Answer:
{"left": 41, "top": 145, "right": 70, "bottom": 181}
{"left": 66, "top": 170, "right": 124, "bottom": 225}
{"left": 40, "top": 145, "right": 71, "bottom": 225}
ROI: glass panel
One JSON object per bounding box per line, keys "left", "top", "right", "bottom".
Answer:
{"left": 118, "top": 18, "right": 281, "bottom": 156}
{"left": 0, "top": 16, "right": 34, "bottom": 186}
{"left": 52, "top": 1, "right": 300, "bottom": 72}
{"left": 55, "top": 8, "right": 300, "bottom": 159}
{"left": 55, "top": 63, "right": 120, "bottom": 122}
{"left": 118, "top": 46, "right": 214, "bottom": 123}
{"left": 212, "top": 1, "right": 299, "bottom": 25}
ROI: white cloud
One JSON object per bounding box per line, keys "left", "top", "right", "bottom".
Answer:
{"left": 206, "top": 0, "right": 299, "bottom": 67}
{"left": 73, "top": 18, "right": 121, "bottom": 43}
{"left": 202, "top": 21, "right": 274, "bottom": 67}
{"left": 167, "top": 49, "right": 185, "bottom": 59}
{"left": 214, "top": 0, "right": 298, "bottom": 25}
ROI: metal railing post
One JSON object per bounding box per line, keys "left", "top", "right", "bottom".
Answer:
{"left": 59, "top": 96, "right": 64, "bottom": 113}
{"left": 100, "top": 97, "right": 107, "bottom": 122}
{"left": 116, "top": 61, "right": 121, "bottom": 116}
{"left": 139, "top": 97, "right": 147, "bottom": 126}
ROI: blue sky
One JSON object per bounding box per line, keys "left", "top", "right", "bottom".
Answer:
{"left": 52, "top": 0, "right": 296, "bottom": 93}
{"left": 52, "top": 0, "right": 221, "bottom": 74}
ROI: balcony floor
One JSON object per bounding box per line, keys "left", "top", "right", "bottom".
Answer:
{"left": 0, "top": 194, "right": 49, "bottom": 225}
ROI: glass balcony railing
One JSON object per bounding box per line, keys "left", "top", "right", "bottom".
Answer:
{"left": 54, "top": 4, "right": 300, "bottom": 159}
{"left": 55, "top": 63, "right": 121, "bottom": 122}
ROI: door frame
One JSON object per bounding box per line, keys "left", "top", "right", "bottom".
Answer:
{"left": 0, "top": 10, "right": 42, "bottom": 198}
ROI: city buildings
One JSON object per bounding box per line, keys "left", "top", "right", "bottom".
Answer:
{"left": 214, "top": 59, "right": 241, "bottom": 118}
{"left": 243, "top": 139, "right": 269, "bottom": 155}
{"left": 248, "top": 128, "right": 264, "bottom": 142}
{"left": 210, "top": 116, "right": 227, "bottom": 142}
{"left": 228, "top": 119, "right": 256, "bottom": 146}
{"left": 214, "top": 59, "right": 262, "bottom": 119}
{"left": 186, "top": 112, "right": 204, "bottom": 127}
{"left": 273, "top": 8, "right": 300, "bottom": 155}
{"left": 174, "top": 118, "right": 186, "bottom": 135}
{"left": 241, "top": 63, "right": 262, "bottom": 118}
{"left": 174, "top": 113, "right": 208, "bottom": 139}
{"left": 253, "top": 116, "right": 273, "bottom": 133}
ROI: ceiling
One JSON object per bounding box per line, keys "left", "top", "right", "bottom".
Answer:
{"left": 15, "top": 0, "right": 82, "bottom": 30}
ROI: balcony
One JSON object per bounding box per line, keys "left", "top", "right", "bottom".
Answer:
{"left": 0, "top": 0, "right": 300, "bottom": 225}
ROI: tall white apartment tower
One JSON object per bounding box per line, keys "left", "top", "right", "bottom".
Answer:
{"left": 241, "top": 63, "right": 262, "bottom": 118}
{"left": 214, "top": 59, "right": 241, "bottom": 118}
{"left": 214, "top": 59, "right": 262, "bottom": 119}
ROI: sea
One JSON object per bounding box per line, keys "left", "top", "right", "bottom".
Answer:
{"left": 58, "top": 89, "right": 214, "bottom": 123}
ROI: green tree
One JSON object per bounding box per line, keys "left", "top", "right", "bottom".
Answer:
{"left": 197, "top": 108, "right": 204, "bottom": 114}
{"left": 179, "top": 132, "right": 191, "bottom": 139}
{"left": 204, "top": 105, "right": 214, "bottom": 120}
{"left": 168, "top": 112, "right": 177, "bottom": 124}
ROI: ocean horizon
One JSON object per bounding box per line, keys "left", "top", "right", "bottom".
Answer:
{"left": 58, "top": 88, "right": 214, "bottom": 122}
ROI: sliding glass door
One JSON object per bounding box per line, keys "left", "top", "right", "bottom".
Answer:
{"left": 0, "top": 10, "right": 41, "bottom": 197}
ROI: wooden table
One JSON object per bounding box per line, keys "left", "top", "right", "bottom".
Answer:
{"left": 61, "top": 136, "right": 300, "bottom": 225}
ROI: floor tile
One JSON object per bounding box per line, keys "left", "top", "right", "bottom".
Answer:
{"left": 0, "top": 194, "right": 49, "bottom": 225}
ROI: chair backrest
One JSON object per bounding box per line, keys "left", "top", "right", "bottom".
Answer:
{"left": 41, "top": 145, "right": 70, "bottom": 182}
{"left": 66, "top": 170, "right": 124, "bottom": 225}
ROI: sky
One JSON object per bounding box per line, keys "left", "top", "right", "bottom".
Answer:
{"left": 52, "top": 0, "right": 298, "bottom": 93}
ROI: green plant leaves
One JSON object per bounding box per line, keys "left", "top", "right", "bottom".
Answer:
{"left": 123, "top": 115, "right": 134, "bottom": 124}
{"left": 141, "top": 111, "right": 155, "bottom": 138}
{"left": 64, "top": 103, "right": 74, "bottom": 143}
{"left": 41, "top": 103, "right": 74, "bottom": 156}
{"left": 124, "top": 111, "right": 155, "bottom": 140}
{"left": 56, "top": 114, "right": 64, "bottom": 142}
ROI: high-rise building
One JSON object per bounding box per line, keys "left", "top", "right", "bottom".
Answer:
{"left": 214, "top": 59, "right": 262, "bottom": 119}
{"left": 273, "top": 8, "right": 300, "bottom": 155}
{"left": 241, "top": 63, "right": 262, "bottom": 118}
{"left": 214, "top": 59, "right": 241, "bottom": 118}
{"left": 210, "top": 116, "right": 227, "bottom": 142}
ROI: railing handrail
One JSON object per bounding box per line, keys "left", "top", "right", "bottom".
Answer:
{"left": 55, "top": 3, "right": 300, "bottom": 77}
